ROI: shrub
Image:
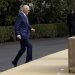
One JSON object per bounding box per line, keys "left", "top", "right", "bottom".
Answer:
{"left": 31, "top": 23, "right": 68, "bottom": 38}
{"left": 0, "top": 23, "right": 68, "bottom": 42}
{"left": 0, "top": 26, "right": 15, "bottom": 42}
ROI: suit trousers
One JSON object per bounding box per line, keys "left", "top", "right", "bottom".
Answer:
{"left": 13, "top": 38, "right": 32, "bottom": 64}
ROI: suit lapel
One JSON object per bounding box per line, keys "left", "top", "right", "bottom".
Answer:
{"left": 20, "top": 12, "right": 30, "bottom": 26}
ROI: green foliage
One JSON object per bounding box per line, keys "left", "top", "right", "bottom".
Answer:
{"left": 0, "top": 0, "right": 8, "bottom": 11}
{"left": 31, "top": 23, "right": 68, "bottom": 38}
{"left": 31, "top": 24, "right": 57, "bottom": 38}
{"left": 6, "top": 16, "right": 16, "bottom": 26}
{"left": 27, "top": 0, "right": 68, "bottom": 24}
{"left": 0, "top": 26, "right": 15, "bottom": 42}
{"left": 0, "top": 0, "right": 21, "bottom": 26}
{"left": 50, "top": 0, "right": 68, "bottom": 22}
{"left": 0, "top": 0, "right": 68, "bottom": 25}
{"left": 0, "top": 23, "right": 68, "bottom": 42}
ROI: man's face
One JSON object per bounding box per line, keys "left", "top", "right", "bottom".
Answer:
{"left": 23, "top": 8, "right": 30, "bottom": 15}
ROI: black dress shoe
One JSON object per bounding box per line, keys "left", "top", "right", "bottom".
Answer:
{"left": 25, "top": 60, "right": 32, "bottom": 63}
{"left": 25, "top": 61, "right": 28, "bottom": 63}
{"left": 12, "top": 61, "right": 17, "bottom": 67}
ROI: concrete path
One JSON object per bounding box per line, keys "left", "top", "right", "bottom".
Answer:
{"left": 0, "top": 38, "right": 68, "bottom": 72}
{"left": 0, "top": 49, "right": 74, "bottom": 75}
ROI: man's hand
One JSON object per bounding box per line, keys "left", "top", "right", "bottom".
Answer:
{"left": 31, "top": 28, "right": 35, "bottom": 32}
{"left": 17, "top": 35, "right": 21, "bottom": 39}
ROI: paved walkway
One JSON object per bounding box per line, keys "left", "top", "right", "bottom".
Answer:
{"left": 0, "top": 49, "right": 74, "bottom": 75}
{"left": 0, "top": 38, "right": 68, "bottom": 72}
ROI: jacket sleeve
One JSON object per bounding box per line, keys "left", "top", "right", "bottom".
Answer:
{"left": 14, "top": 14, "right": 22, "bottom": 36}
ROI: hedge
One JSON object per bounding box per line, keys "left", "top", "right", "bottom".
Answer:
{"left": 0, "top": 26, "right": 15, "bottom": 43}
{"left": 31, "top": 23, "right": 68, "bottom": 38}
{"left": 0, "top": 23, "right": 68, "bottom": 42}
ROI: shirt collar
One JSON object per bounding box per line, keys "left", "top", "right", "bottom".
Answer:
{"left": 22, "top": 12, "right": 26, "bottom": 17}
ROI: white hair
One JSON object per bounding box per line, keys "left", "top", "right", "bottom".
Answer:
{"left": 20, "top": 5, "right": 30, "bottom": 11}
{"left": 23, "top": 5, "right": 30, "bottom": 10}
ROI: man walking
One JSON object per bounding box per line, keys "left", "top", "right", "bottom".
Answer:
{"left": 12, "top": 5, "right": 35, "bottom": 67}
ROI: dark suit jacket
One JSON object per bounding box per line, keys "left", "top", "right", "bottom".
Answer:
{"left": 15, "top": 12, "right": 31, "bottom": 39}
